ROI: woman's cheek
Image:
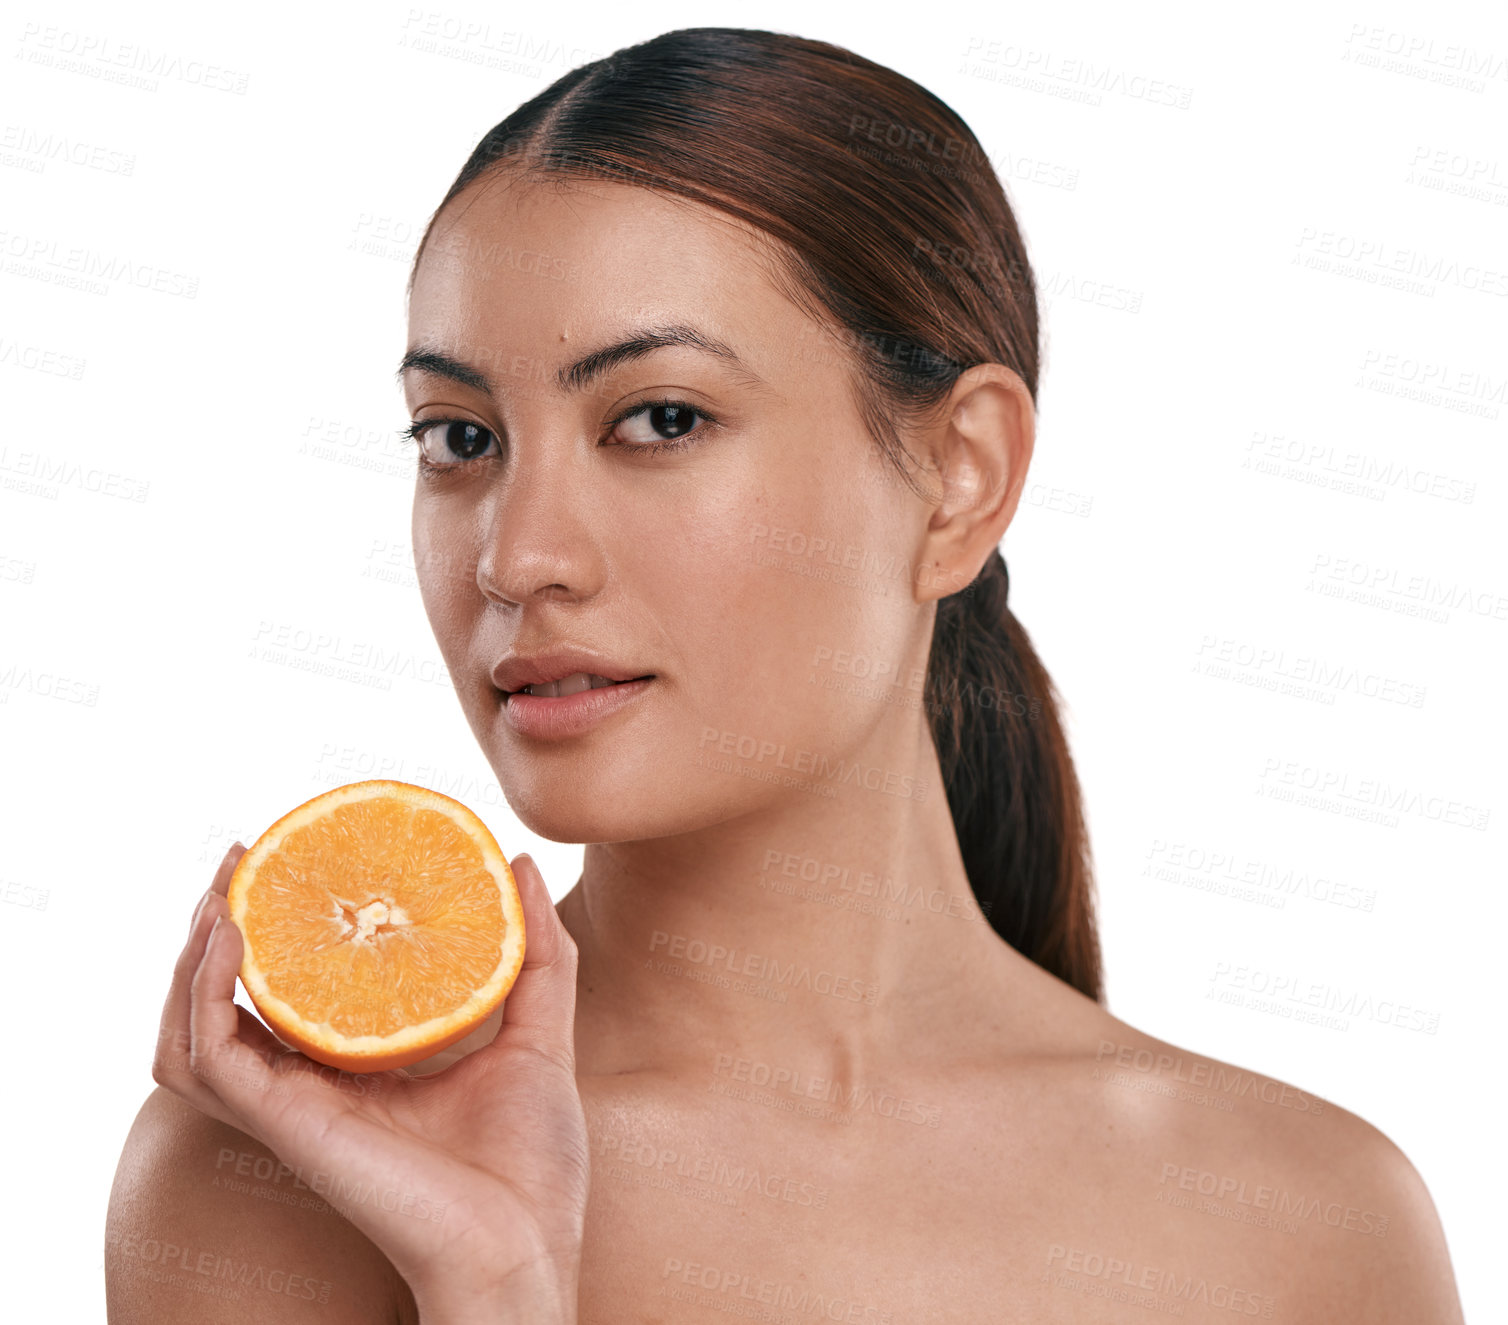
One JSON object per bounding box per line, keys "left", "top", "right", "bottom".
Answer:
{"left": 412, "top": 515, "right": 482, "bottom": 682}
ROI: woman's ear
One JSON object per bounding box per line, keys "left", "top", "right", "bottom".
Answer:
{"left": 913, "top": 363, "right": 1035, "bottom": 602}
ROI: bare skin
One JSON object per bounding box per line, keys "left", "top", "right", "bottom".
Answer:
{"left": 108, "top": 173, "right": 1465, "bottom": 1323}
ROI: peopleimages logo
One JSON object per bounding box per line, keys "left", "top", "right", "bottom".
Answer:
{"left": 1093, "top": 1041, "right": 1327, "bottom": 1114}
{"left": 649, "top": 931, "right": 878, "bottom": 1004}
{"left": 1157, "top": 1163, "right": 1389, "bottom": 1237}
{"left": 698, "top": 726, "right": 926, "bottom": 801}
{"left": 213, "top": 1147, "right": 446, "bottom": 1223}
{"left": 594, "top": 1130, "right": 830, "bottom": 1209}
{"left": 1045, "top": 1245, "right": 1274, "bottom": 1317}
{"left": 711, "top": 1052, "right": 943, "bottom": 1128}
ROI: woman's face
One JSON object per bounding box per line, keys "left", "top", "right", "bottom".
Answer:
{"left": 402, "top": 172, "right": 941, "bottom": 844}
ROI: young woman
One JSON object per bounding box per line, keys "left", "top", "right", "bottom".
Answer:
{"left": 108, "top": 27, "right": 1465, "bottom": 1324}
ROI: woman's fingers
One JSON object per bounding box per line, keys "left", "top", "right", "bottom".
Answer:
{"left": 489, "top": 854, "right": 579, "bottom": 1072}
{"left": 155, "top": 843, "right": 281, "bottom": 1129}
{"left": 155, "top": 846, "right": 242, "bottom": 1106}
{"left": 169, "top": 843, "right": 243, "bottom": 1015}
{"left": 185, "top": 897, "right": 284, "bottom": 1109}
{"left": 210, "top": 841, "right": 239, "bottom": 897}
{"left": 234, "top": 1003, "right": 290, "bottom": 1063}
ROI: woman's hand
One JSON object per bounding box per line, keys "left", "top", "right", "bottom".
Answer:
{"left": 153, "top": 844, "right": 589, "bottom": 1324}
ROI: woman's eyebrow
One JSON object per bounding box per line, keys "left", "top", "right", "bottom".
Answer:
{"left": 395, "top": 323, "right": 771, "bottom": 397}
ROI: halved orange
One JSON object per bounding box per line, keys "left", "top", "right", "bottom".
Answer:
{"left": 226, "top": 779, "right": 525, "bottom": 1073}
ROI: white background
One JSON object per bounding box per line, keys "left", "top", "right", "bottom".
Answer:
{"left": 2, "top": 1, "right": 1502, "bottom": 1320}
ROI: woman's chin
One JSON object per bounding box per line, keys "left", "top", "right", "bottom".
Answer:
{"left": 502, "top": 796, "right": 658, "bottom": 846}
{"left": 504, "top": 793, "right": 728, "bottom": 849}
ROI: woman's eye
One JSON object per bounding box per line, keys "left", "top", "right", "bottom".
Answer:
{"left": 611, "top": 401, "right": 710, "bottom": 453}
{"left": 403, "top": 419, "right": 499, "bottom": 466}
{"left": 401, "top": 401, "right": 713, "bottom": 468}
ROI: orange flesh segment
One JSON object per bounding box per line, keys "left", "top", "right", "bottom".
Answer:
{"left": 242, "top": 798, "right": 506, "bottom": 1039}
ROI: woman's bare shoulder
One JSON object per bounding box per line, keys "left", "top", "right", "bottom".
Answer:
{"left": 106, "top": 1085, "right": 415, "bottom": 1324}
{"left": 1043, "top": 1000, "right": 1464, "bottom": 1324}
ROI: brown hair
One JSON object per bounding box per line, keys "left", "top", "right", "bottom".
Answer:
{"left": 408, "top": 27, "right": 1103, "bottom": 1001}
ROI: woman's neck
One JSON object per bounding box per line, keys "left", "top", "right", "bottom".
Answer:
{"left": 556, "top": 722, "right": 1036, "bottom": 1089}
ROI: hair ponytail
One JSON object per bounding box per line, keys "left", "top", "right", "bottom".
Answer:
{"left": 928, "top": 550, "right": 1102, "bottom": 1000}
{"left": 412, "top": 25, "right": 1104, "bottom": 1002}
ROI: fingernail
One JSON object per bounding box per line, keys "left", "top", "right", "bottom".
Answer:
{"left": 191, "top": 887, "right": 214, "bottom": 927}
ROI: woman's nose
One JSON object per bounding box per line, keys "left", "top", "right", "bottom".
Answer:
{"left": 474, "top": 448, "right": 605, "bottom": 608}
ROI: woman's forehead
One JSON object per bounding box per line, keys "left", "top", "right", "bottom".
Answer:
{"left": 414, "top": 173, "right": 776, "bottom": 295}
{"left": 405, "top": 179, "right": 818, "bottom": 392}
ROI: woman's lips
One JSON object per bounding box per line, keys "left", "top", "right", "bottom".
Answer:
{"left": 516, "top": 672, "right": 652, "bottom": 698}
{"left": 499, "top": 675, "right": 656, "bottom": 740}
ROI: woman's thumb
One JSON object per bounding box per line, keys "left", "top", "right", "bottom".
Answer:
{"left": 492, "top": 853, "right": 579, "bottom": 1067}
